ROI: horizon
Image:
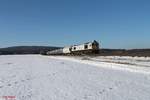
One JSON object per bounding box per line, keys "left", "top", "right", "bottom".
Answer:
{"left": 1, "top": 45, "right": 150, "bottom": 50}
{"left": 0, "top": 0, "right": 150, "bottom": 49}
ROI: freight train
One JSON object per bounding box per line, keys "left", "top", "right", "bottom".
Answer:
{"left": 46, "top": 40, "right": 100, "bottom": 55}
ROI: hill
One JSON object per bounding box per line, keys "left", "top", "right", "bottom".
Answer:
{"left": 0, "top": 46, "right": 150, "bottom": 57}
{"left": 0, "top": 46, "right": 61, "bottom": 55}
{"left": 98, "top": 49, "right": 150, "bottom": 57}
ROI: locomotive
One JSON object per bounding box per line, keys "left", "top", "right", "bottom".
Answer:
{"left": 46, "top": 40, "right": 100, "bottom": 55}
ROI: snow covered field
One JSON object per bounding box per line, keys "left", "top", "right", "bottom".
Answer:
{"left": 92, "top": 56, "right": 150, "bottom": 67}
{"left": 0, "top": 55, "right": 150, "bottom": 100}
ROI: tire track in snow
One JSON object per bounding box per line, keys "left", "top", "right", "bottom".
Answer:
{"left": 47, "top": 56, "right": 150, "bottom": 75}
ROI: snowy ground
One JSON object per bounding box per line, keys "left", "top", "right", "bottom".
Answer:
{"left": 92, "top": 56, "right": 150, "bottom": 67}
{"left": 0, "top": 55, "right": 150, "bottom": 100}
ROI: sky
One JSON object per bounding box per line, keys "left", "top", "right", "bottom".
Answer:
{"left": 0, "top": 0, "right": 150, "bottom": 49}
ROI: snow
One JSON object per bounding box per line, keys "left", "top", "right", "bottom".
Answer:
{"left": 93, "top": 56, "right": 150, "bottom": 67}
{"left": 51, "top": 56, "right": 150, "bottom": 74}
{"left": 0, "top": 55, "right": 150, "bottom": 100}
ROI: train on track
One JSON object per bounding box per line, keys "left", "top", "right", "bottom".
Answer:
{"left": 45, "top": 40, "right": 100, "bottom": 55}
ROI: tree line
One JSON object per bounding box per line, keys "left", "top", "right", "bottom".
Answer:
{"left": 0, "top": 46, "right": 150, "bottom": 57}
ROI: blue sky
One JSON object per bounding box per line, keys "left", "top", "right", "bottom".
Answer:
{"left": 0, "top": 0, "right": 150, "bottom": 49}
